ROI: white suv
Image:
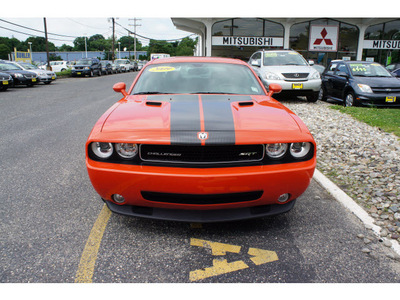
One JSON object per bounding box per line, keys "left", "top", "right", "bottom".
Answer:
{"left": 249, "top": 50, "right": 321, "bottom": 102}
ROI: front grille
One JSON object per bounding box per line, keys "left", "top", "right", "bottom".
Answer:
{"left": 281, "top": 73, "right": 309, "bottom": 79}
{"left": 372, "top": 87, "right": 400, "bottom": 94}
{"left": 24, "top": 74, "right": 34, "bottom": 79}
{"left": 141, "top": 190, "right": 263, "bottom": 204}
{"left": 140, "top": 144, "right": 264, "bottom": 164}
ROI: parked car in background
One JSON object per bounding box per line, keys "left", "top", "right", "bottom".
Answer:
{"left": 41, "top": 61, "right": 70, "bottom": 72}
{"left": 137, "top": 61, "right": 146, "bottom": 71}
{"left": 312, "top": 64, "right": 326, "bottom": 75}
{"left": 248, "top": 50, "right": 321, "bottom": 102}
{"left": 71, "top": 58, "right": 101, "bottom": 77}
{"left": 0, "top": 71, "right": 13, "bottom": 91}
{"left": 110, "top": 62, "right": 122, "bottom": 73}
{"left": 391, "top": 68, "right": 400, "bottom": 78}
{"left": 320, "top": 60, "right": 400, "bottom": 107}
{"left": 86, "top": 56, "right": 317, "bottom": 222}
{"left": 0, "top": 62, "right": 39, "bottom": 87}
{"left": 8, "top": 61, "right": 56, "bottom": 84}
{"left": 100, "top": 61, "right": 112, "bottom": 75}
{"left": 115, "top": 59, "right": 134, "bottom": 72}
{"left": 386, "top": 63, "right": 400, "bottom": 73}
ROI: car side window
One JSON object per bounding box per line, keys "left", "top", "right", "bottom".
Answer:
{"left": 335, "top": 64, "right": 349, "bottom": 75}
{"left": 250, "top": 52, "right": 262, "bottom": 66}
{"left": 326, "top": 63, "right": 337, "bottom": 75}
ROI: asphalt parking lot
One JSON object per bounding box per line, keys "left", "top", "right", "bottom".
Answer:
{"left": 0, "top": 72, "right": 399, "bottom": 284}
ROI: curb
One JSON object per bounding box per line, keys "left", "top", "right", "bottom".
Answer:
{"left": 313, "top": 169, "right": 400, "bottom": 256}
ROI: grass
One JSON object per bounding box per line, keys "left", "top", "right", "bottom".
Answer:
{"left": 330, "top": 105, "right": 400, "bottom": 138}
{"left": 55, "top": 69, "right": 72, "bottom": 78}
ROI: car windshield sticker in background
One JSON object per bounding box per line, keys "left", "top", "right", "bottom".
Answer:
{"left": 148, "top": 66, "right": 176, "bottom": 72}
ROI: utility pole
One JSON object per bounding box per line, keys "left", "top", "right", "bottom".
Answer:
{"left": 43, "top": 17, "right": 51, "bottom": 71}
{"left": 112, "top": 17, "right": 115, "bottom": 62}
{"left": 128, "top": 18, "right": 141, "bottom": 61}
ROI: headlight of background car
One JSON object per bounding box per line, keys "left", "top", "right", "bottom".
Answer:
{"left": 290, "top": 142, "right": 312, "bottom": 158}
{"left": 265, "top": 72, "right": 281, "bottom": 80}
{"left": 91, "top": 142, "right": 113, "bottom": 159}
{"left": 265, "top": 143, "right": 288, "bottom": 159}
{"left": 13, "top": 73, "right": 23, "bottom": 78}
{"left": 85, "top": 67, "right": 90, "bottom": 70}
{"left": 357, "top": 84, "right": 373, "bottom": 93}
{"left": 115, "top": 143, "right": 138, "bottom": 159}
{"left": 309, "top": 71, "right": 320, "bottom": 79}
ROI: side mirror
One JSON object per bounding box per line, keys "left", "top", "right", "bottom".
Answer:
{"left": 268, "top": 83, "right": 282, "bottom": 96}
{"left": 251, "top": 60, "right": 261, "bottom": 67}
{"left": 308, "top": 60, "right": 315, "bottom": 66}
{"left": 113, "top": 82, "right": 128, "bottom": 96}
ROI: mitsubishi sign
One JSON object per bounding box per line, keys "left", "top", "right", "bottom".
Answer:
{"left": 212, "top": 36, "right": 284, "bottom": 47}
{"left": 309, "top": 25, "right": 339, "bottom": 52}
{"left": 363, "top": 40, "right": 400, "bottom": 50}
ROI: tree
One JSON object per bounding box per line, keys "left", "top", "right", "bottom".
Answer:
{"left": 73, "top": 37, "right": 87, "bottom": 51}
{"left": 0, "top": 44, "right": 11, "bottom": 59}
{"left": 118, "top": 36, "right": 142, "bottom": 51}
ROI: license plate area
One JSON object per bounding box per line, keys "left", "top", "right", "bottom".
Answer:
{"left": 292, "top": 83, "right": 303, "bottom": 89}
{"left": 386, "top": 96, "right": 396, "bottom": 103}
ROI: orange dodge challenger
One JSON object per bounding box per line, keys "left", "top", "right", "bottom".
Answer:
{"left": 86, "top": 57, "right": 316, "bottom": 222}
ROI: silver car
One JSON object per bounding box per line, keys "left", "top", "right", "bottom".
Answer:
{"left": 9, "top": 61, "right": 56, "bottom": 84}
{"left": 249, "top": 50, "right": 321, "bottom": 102}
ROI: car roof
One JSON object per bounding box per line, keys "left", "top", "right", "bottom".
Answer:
{"left": 148, "top": 56, "right": 248, "bottom": 66}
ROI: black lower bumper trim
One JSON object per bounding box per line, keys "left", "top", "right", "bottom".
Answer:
{"left": 104, "top": 199, "right": 296, "bottom": 223}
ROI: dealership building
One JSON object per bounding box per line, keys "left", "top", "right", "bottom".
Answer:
{"left": 172, "top": 18, "right": 400, "bottom": 66}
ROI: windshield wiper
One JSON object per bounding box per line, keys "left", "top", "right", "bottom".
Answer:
{"left": 133, "top": 92, "right": 173, "bottom": 95}
{"left": 190, "top": 92, "right": 236, "bottom": 94}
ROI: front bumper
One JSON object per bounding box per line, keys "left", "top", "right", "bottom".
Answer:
{"left": 87, "top": 158, "right": 315, "bottom": 221}
{"left": 13, "top": 76, "right": 39, "bottom": 85}
{"left": 104, "top": 198, "right": 296, "bottom": 222}
{"left": 356, "top": 93, "right": 400, "bottom": 107}
{"left": 266, "top": 79, "right": 321, "bottom": 95}
{"left": 72, "top": 69, "right": 91, "bottom": 76}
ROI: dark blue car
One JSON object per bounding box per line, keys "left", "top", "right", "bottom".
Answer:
{"left": 0, "top": 71, "right": 13, "bottom": 91}
{"left": 320, "top": 60, "right": 400, "bottom": 107}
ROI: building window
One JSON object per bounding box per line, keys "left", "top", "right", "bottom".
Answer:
{"left": 212, "top": 18, "right": 283, "bottom": 37}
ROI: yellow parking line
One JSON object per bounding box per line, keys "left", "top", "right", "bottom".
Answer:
{"left": 75, "top": 204, "right": 111, "bottom": 283}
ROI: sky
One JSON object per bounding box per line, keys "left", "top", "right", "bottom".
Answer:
{"left": 1, "top": 0, "right": 397, "bottom": 48}
{"left": 0, "top": 17, "right": 191, "bottom": 47}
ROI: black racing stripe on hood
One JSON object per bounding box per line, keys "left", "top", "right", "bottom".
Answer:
{"left": 201, "top": 95, "right": 251, "bottom": 145}
{"left": 168, "top": 95, "right": 201, "bottom": 145}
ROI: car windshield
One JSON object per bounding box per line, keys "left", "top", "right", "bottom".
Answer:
{"left": 263, "top": 51, "right": 308, "bottom": 66}
{"left": 131, "top": 62, "right": 265, "bottom": 95}
{"left": 0, "top": 63, "right": 21, "bottom": 71}
{"left": 76, "top": 59, "right": 92, "bottom": 65}
{"left": 19, "top": 63, "right": 36, "bottom": 70}
{"left": 349, "top": 63, "right": 392, "bottom": 77}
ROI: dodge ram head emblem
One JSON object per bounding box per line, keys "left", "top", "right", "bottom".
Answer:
{"left": 198, "top": 132, "right": 209, "bottom": 141}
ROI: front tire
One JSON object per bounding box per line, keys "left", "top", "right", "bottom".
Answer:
{"left": 344, "top": 92, "right": 355, "bottom": 107}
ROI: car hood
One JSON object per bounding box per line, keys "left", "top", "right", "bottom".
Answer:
{"left": 99, "top": 94, "right": 308, "bottom": 145}
{"left": 260, "top": 65, "right": 315, "bottom": 75}
{"left": 3, "top": 70, "right": 36, "bottom": 76}
{"left": 353, "top": 76, "right": 400, "bottom": 88}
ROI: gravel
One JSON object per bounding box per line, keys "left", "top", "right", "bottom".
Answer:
{"left": 283, "top": 100, "right": 400, "bottom": 243}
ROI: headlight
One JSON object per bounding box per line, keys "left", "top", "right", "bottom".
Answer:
{"left": 290, "top": 142, "right": 312, "bottom": 158}
{"left": 85, "top": 67, "right": 90, "bottom": 70}
{"left": 14, "top": 73, "right": 23, "bottom": 78}
{"left": 265, "top": 72, "right": 281, "bottom": 80}
{"left": 310, "top": 71, "right": 320, "bottom": 79}
{"left": 265, "top": 143, "right": 288, "bottom": 159}
{"left": 115, "top": 143, "right": 138, "bottom": 159}
{"left": 91, "top": 142, "right": 113, "bottom": 159}
{"left": 357, "top": 84, "right": 373, "bottom": 93}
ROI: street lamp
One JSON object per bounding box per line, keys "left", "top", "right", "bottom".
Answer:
{"left": 28, "top": 42, "right": 32, "bottom": 63}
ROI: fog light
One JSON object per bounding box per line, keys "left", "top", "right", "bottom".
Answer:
{"left": 112, "top": 194, "right": 125, "bottom": 203}
{"left": 277, "top": 193, "right": 290, "bottom": 203}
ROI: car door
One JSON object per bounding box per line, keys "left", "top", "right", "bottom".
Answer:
{"left": 322, "top": 62, "right": 337, "bottom": 96}
{"left": 331, "top": 63, "right": 350, "bottom": 99}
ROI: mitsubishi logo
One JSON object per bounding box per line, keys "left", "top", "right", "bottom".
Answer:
{"left": 198, "top": 132, "right": 209, "bottom": 140}
{"left": 314, "top": 28, "right": 333, "bottom": 46}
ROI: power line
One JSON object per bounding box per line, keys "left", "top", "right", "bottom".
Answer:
{"left": 0, "top": 18, "right": 79, "bottom": 38}
{"left": 0, "top": 24, "right": 75, "bottom": 43}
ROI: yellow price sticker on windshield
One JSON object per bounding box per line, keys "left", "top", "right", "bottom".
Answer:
{"left": 149, "top": 66, "right": 175, "bottom": 72}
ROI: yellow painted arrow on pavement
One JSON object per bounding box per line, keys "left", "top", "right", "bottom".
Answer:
{"left": 189, "top": 238, "right": 278, "bottom": 281}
